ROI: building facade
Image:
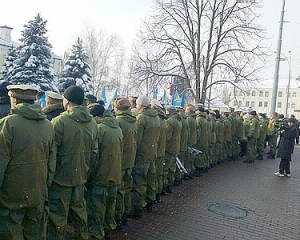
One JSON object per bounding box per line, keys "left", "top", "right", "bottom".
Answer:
{"left": 228, "top": 86, "right": 300, "bottom": 119}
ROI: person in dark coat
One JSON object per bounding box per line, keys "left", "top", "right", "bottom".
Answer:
{"left": 275, "top": 118, "right": 298, "bottom": 177}
{"left": 0, "top": 81, "right": 11, "bottom": 119}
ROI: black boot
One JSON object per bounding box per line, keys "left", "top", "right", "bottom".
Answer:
{"left": 156, "top": 193, "right": 161, "bottom": 203}
{"left": 127, "top": 209, "right": 142, "bottom": 219}
{"left": 161, "top": 188, "right": 167, "bottom": 195}
{"left": 121, "top": 213, "right": 128, "bottom": 226}
{"left": 173, "top": 180, "right": 180, "bottom": 186}
{"left": 267, "top": 154, "right": 275, "bottom": 159}
{"left": 144, "top": 203, "right": 153, "bottom": 212}
{"left": 256, "top": 155, "right": 263, "bottom": 160}
{"left": 115, "top": 217, "right": 122, "bottom": 230}
{"left": 166, "top": 185, "right": 173, "bottom": 193}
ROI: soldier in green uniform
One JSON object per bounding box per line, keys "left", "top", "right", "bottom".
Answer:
{"left": 48, "top": 86, "right": 98, "bottom": 239}
{"left": 267, "top": 111, "right": 279, "bottom": 159}
{"left": 244, "top": 111, "right": 260, "bottom": 163}
{"left": 257, "top": 113, "right": 267, "bottom": 160}
{"left": 162, "top": 105, "right": 182, "bottom": 194}
{"left": 176, "top": 108, "right": 189, "bottom": 184}
{"left": 222, "top": 112, "right": 232, "bottom": 162}
{"left": 150, "top": 99, "right": 166, "bottom": 204}
{"left": 114, "top": 98, "right": 137, "bottom": 227}
{"left": 87, "top": 105, "right": 123, "bottom": 239}
{"left": 130, "top": 96, "right": 160, "bottom": 218}
{"left": 185, "top": 104, "right": 197, "bottom": 178}
{"left": 0, "top": 85, "right": 56, "bottom": 239}
{"left": 208, "top": 110, "right": 217, "bottom": 167}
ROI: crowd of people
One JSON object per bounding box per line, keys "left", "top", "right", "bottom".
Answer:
{"left": 0, "top": 80, "right": 298, "bottom": 239}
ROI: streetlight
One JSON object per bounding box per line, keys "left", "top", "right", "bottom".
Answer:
{"left": 284, "top": 51, "right": 291, "bottom": 117}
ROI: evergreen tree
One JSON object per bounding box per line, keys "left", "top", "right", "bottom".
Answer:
{"left": 1, "top": 47, "right": 17, "bottom": 82}
{"left": 58, "top": 38, "right": 93, "bottom": 93}
{"left": 4, "top": 14, "right": 56, "bottom": 91}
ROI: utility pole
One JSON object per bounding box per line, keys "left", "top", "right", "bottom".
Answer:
{"left": 285, "top": 50, "right": 291, "bottom": 117}
{"left": 270, "top": 0, "right": 286, "bottom": 113}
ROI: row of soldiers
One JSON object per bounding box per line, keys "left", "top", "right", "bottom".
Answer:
{"left": 0, "top": 80, "right": 283, "bottom": 239}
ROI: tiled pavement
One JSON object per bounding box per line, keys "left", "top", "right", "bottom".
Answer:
{"left": 110, "top": 146, "right": 300, "bottom": 240}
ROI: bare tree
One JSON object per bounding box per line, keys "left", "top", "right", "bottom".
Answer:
{"left": 130, "top": 0, "right": 268, "bottom": 104}
{"left": 80, "top": 24, "right": 127, "bottom": 96}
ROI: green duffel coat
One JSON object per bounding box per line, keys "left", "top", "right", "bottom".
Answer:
{"left": 166, "top": 112, "right": 182, "bottom": 155}
{"left": 187, "top": 113, "right": 197, "bottom": 146}
{"left": 136, "top": 106, "right": 160, "bottom": 163}
{"left": 51, "top": 106, "right": 98, "bottom": 187}
{"left": 156, "top": 107, "right": 167, "bottom": 158}
{"left": 116, "top": 109, "right": 137, "bottom": 170}
{"left": 0, "top": 103, "right": 56, "bottom": 210}
{"left": 92, "top": 110, "right": 123, "bottom": 186}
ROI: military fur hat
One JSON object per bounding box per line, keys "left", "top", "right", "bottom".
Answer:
{"left": 0, "top": 81, "right": 11, "bottom": 98}
{"left": 7, "top": 85, "right": 38, "bottom": 100}
{"left": 115, "top": 97, "right": 131, "bottom": 110}
{"left": 136, "top": 95, "right": 150, "bottom": 107}
{"left": 166, "top": 105, "right": 177, "bottom": 113}
{"left": 45, "top": 91, "right": 63, "bottom": 100}
{"left": 151, "top": 99, "right": 163, "bottom": 109}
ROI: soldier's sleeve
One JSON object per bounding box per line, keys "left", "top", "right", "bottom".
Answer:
{"left": 47, "top": 130, "right": 57, "bottom": 187}
{"left": 0, "top": 120, "right": 12, "bottom": 188}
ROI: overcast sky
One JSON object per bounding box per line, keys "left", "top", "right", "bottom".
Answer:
{"left": 1, "top": 0, "right": 299, "bottom": 87}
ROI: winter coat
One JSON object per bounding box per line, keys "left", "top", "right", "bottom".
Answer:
{"left": 0, "top": 103, "right": 56, "bottom": 210}
{"left": 248, "top": 116, "right": 260, "bottom": 139}
{"left": 51, "top": 106, "right": 98, "bottom": 187}
{"left": 223, "top": 117, "right": 232, "bottom": 142}
{"left": 136, "top": 106, "right": 160, "bottom": 163}
{"left": 91, "top": 110, "right": 123, "bottom": 186}
{"left": 216, "top": 119, "right": 225, "bottom": 143}
{"left": 42, "top": 103, "right": 65, "bottom": 121}
{"left": 166, "top": 112, "right": 182, "bottom": 155}
{"left": 187, "top": 113, "right": 197, "bottom": 146}
{"left": 267, "top": 117, "right": 278, "bottom": 136}
{"left": 196, "top": 112, "right": 209, "bottom": 147}
{"left": 156, "top": 107, "right": 167, "bottom": 158}
{"left": 235, "top": 117, "right": 244, "bottom": 140}
{"left": 0, "top": 99, "right": 10, "bottom": 119}
{"left": 116, "top": 109, "right": 137, "bottom": 170}
{"left": 276, "top": 124, "right": 298, "bottom": 160}
{"left": 209, "top": 116, "right": 217, "bottom": 144}
{"left": 258, "top": 118, "right": 267, "bottom": 141}
{"left": 179, "top": 111, "right": 189, "bottom": 152}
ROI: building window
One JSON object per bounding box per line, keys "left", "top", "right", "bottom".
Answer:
{"left": 265, "top": 92, "right": 269, "bottom": 97}
{"left": 259, "top": 91, "right": 263, "bottom": 97}
{"left": 234, "top": 100, "right": 238, "bottom": 105}
{"left": 259, "top": 101, "right": 262, "bottom": 107}
{"left": 264, "top": 102, "right": 268, "bottom": 107}
{"left": 288, "top": 103, "right": 290, "bottom": 108}
{"left": 246, "top": 101, "right": 249, "bottom": 107}
{"left": 278, "top": 91, "right": 282, "bottom": 97}
{"left": 252, "top": 91, "right": 256, "bottom": 96}
{"left": 292, "top": 92, "right": 296, "bottom": 97}
{"left": 277, "top": 102, "right": 282, "bottom": 108}
{"left": 239, "top": 90, "right": 243, "bottom": 96}
{"left": 291, "top": 103, "right": 295, "bottom": 109}
{"left": 251, "top": 101, "right": 255, "bottom": 107}
{"left": 238, "top": 101, "right": 242, "bottom": 106}
{"left": 246, "top": 91, "right": 250, "bottom": 96}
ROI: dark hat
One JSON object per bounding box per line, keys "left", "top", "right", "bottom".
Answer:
{"left": 86, "top": 94, "right": 97, "bottom": 101}
{"left": 0, "top": 81, "right": 11, "bottom": 98}
{"left": 115, "top": 98, "right": 131, "bottom": 110}
{"left": 166, "top": 105, "right": 177, "bottom": 113}
{"left": 288, "top": 117, "right": 296, "bottom": 123}
{"left": 7, "top": 84, "right": 38, "bottom": 100}
{"left": 64, "top": 85, "right": 84, "bottom": 105}
{"left": 258, "top": 113, "right": 266, "bottom": 118}
{"left": 249, "top": 110, "right": 257, "bottom": 116}
{"left": 90, "top": 104, "right": 105, "bottom": 117}
{"left": 195, "top": 106, "right": 205, "bottom": 113}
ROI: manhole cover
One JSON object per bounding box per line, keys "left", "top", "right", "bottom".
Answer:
{"left": 208, "top": 203, "right": 248, "bottom": 218}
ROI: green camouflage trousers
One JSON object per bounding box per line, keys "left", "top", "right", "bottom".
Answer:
{"left": 86, "top": 183, "right": 117, "bottom": 239}
{"left": 0, "top": 202, "right": 46, "bottom": 240}
{"left": 163, "top": 152, "right": 176, "bottom": 187}
{"left": 47, "top": 182, "right": 88, "bottom": 239}
{"left": 132, "top": 158, "right": 156, "bottom": 210}
{"left": 115, "top": 168, "right": 133, "bottom": 218}
{"left": 155, "top": 157, "right": 165, "bottom": 194}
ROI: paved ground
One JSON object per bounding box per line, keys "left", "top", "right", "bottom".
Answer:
{"left": 110, "top": 146, "right": 300, "bottom": 240}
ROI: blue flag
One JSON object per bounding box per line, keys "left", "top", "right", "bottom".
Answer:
{"left": 172, "top": 90, "right": 185, "bottom": 107}
{"left": 152, "top": 88, "right": 158, "bottom": 99}
{"left": 161, "top": 90, "right": 168, "bottom": 106}
{"left": 99, "top": 87, "right": 107, "bottom": 103}
{"left": 108, "top": 89, "right": 118, "bottom": 110}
